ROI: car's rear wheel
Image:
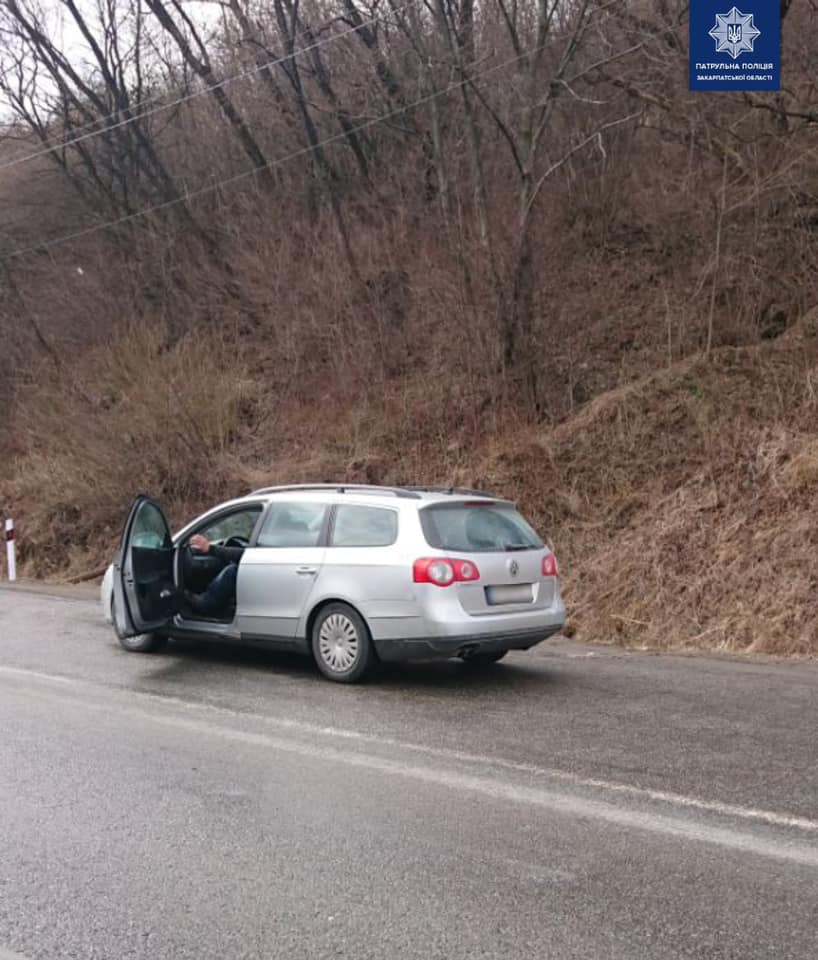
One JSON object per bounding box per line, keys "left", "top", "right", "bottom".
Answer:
{"left": 462, "top": 650, "right": 508, "bottom": 665}
{"left": 111, "top": 598, "right": 165, "bottom": 653}
{"left": 311, "top": 603, "right": 375, "bottom": 683}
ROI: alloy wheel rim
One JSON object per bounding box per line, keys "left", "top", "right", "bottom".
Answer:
{"left": 318, "top": 613, "right": 360, "bottom": 673}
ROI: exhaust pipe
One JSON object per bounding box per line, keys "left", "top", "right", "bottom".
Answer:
{"left": 458, "top": 643, "right": 480, "bottom": 660}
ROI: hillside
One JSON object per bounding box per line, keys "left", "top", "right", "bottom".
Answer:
{"left": 483, "top": 309, "right": 818, "bottom": 655}
{"left": 1, "top": 1, "right": 817, "bottom": 655}
{"left": 2, "top": 307, "right": 815, "bottom": 656}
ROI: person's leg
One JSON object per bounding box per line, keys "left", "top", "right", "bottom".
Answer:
{"left": 190, "top": 563, "right": 238, "bottom": 615}
{"left": 207, "top": 563, "right": 238, "bottom": 607}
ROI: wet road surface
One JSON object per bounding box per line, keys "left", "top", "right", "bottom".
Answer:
{"left": 1, "top": 585, "right": 817, "bottom": 959}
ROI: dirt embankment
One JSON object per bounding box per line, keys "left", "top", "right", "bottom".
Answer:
{"left": 478, "top": 308, "right": 818, "bottom": 656}
{"left": 3, "top": 310, "right": 816, "bottom": 657}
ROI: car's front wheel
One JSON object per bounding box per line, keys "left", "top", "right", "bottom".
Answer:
{"left": 111, "top": 598, "right": 165, "bottom": 653}
{"left": 311, "top": 603, "right": 375, "bottom": 683}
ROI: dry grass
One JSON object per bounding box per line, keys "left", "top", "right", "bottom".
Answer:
{"left": 2, "top": 324, "right": 255, "bottom": 578}
{"left": 4, "top": 308, "right": 817, "bottom": 658}
{"left": 475, "top": 309, "right": 818, "bottom": 656}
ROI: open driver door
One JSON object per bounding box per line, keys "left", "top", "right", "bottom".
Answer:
{"left": 113, "top": 495, "right": 176, "bottom": 639}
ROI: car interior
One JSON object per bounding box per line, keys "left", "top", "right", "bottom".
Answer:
{"left": 178, "top": 505, "right": 263, "bottom": 623}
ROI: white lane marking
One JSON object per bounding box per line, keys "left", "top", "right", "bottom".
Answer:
{"left": 2, "top": 663, "right": 818, "bottom": 837}
{"left": 22, "top": 689, "right": 818, "bottom": 869}
{"left": 0, "top": 947, "right": 33, "bottom": 960}
{"left": 166, "top": 714, "right": 818, "bottom": 867}
{"left": 0, "top": 666, "right": 73, "bottom": 685}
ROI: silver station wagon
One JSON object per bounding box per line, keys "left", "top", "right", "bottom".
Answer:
{"left": 102, "top": 484, "right": 566, "bottom": 682}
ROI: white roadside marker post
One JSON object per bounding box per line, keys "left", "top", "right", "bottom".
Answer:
{"left": 5, "top": 518, "right": 16, "bottom": 582}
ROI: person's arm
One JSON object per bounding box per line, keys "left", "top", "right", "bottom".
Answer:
{"left": 210, "top": 544, "right": 245, "bottom": 564}
{"left": 189, "top": 534, "right": 244, "bottom": 564}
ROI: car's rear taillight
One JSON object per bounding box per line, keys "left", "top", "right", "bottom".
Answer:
{"left": 542, "top": 553, "right": 558, "bottom": 577}
{"left": 413, "top": 558, "right": 455, "bottom": 585}
{"left": 453, "top": 559, "right": 480, "bottom": 581}
{"left": 413, "top": 557, "right": 481, "bottom": 586}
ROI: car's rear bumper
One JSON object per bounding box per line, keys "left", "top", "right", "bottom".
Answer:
{"left": 373, "top": 623, "right": 563, "bottom": 662}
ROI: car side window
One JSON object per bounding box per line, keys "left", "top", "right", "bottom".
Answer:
{"left": 256, "top": 502, "right": 327, "bottom": 548}
{"left": 196, "top": 507, "right": 262, "bottom": 544}
{"left": 330, "top": 505, "right": 398, "bottom": 547}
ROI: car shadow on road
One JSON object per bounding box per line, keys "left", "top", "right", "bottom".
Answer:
{"left": 134, "top": 638, "right": 553, "bottom": 697}
{"left": 372, "top": 659, "right": 551, "bottom": 693}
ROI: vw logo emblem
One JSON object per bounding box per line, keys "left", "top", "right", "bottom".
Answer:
{"left": 508, "top": 559, "right": 519, "bottom": 577}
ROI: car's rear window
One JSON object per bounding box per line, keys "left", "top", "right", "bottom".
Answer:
{"left": 420, "top": 503, "right": 544, "bottom": 553}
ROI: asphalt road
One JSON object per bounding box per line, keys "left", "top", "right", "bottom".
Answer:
{"left": 1, "top": 585, "right": 817, "bottom": 960}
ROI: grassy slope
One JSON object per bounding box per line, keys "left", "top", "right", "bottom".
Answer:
{"left": 3, "top": 309, "right": 816, "bottom": 656}
{"left": 480, "top": 309, "right": 818, "bottom": 655}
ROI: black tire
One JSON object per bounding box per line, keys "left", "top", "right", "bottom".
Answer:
{"left": 462, "top": 650, "right": 509, "bottom": 665}
{"left": 111, "top": 598, "right": 165, "bottom": 653}
{"left": 311, "top": 602, "right": 375, "bottom": 683}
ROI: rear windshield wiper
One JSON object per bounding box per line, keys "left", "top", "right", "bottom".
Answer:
{"left": 503, "top": 542, "right": 533, "bottom": 551}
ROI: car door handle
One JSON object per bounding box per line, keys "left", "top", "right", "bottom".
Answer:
{"left": 295, "top": 566, "right": 318, "bottom": 576}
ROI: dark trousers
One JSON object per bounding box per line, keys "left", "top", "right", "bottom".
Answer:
{"left": 199, "top": 563, "right": 238, "bottom": 613}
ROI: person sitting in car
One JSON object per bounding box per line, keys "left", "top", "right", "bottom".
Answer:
{"left": 186, "top": 533, "right": 244, "bottom": 616}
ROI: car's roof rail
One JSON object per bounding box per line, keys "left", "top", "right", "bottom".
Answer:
{"left": 249, "top": 483, "right": 422, "bottom": 500}
{"left": 402, "top": 485, "right": 500, "bottom": 499}
{"left": 249, "top": 483, "right": 504, "bottom": 500}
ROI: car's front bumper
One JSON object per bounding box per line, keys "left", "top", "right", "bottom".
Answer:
{"left": 373, "top": 623, "right": 563, "bottom": 662}
{"left": 101, "top": 564, "right": 114, "bottom": 623}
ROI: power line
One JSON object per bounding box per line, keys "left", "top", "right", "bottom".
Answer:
{"left": 2, "top": 49, "right": 534, "bottom": 263}
{"left": 0, "top": 4, "right": 408, "bottom": 174}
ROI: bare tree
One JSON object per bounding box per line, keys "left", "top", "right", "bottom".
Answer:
{"left": 0, "top": 0, "right": 187, "bottom": 221}
{"left": 143, "top": 0, "right": 273, "bottom": 182}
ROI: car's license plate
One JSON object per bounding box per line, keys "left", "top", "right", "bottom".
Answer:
{"left": 485, "top": 584, "right": 534, "bottom": 605}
